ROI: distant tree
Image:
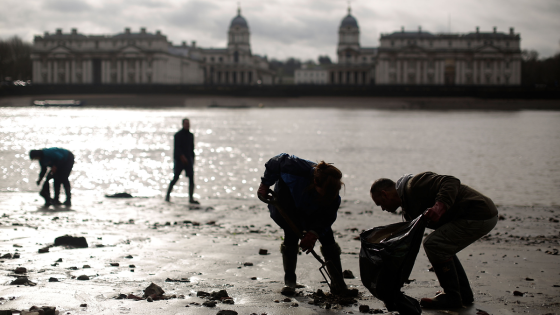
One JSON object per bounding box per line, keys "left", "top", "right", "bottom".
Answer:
{"left": 0, "top": 36, "right": 32, "bottom": 82}
{"left": 318, "top": 55, "right": 332, "bottom": 65}
{"left": 521, "top": 50, "right": 560, "bottom": 87}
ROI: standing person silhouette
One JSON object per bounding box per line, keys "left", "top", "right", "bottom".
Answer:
{"left": 165, "top": 118, "right": 199, "bottom": 204}
{"left": 29, "top": 148, "right": 74, "bottom": 207}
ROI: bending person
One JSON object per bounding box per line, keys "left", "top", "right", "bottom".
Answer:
{"left": 370, "top": 172, "right": 498, "bottom": 309}
{"left": 29, "top": 148, "right": 75, "bottom": 207}
{"left": 257, "top": 153, "right": 349, "bottom": 293}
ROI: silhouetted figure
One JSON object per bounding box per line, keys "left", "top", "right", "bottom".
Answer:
{"left": 165, "top": 118, "right": 199, "bottom": 204}
{"left": 29, "top": 148, "right": 75, "bottom": 207}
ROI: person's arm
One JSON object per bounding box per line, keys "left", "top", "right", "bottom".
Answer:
{"left": 37, "top": 164, "right": 47, "bottom": 185}
{"left": 423, "top": 173, "right": 461, "bottom": 222}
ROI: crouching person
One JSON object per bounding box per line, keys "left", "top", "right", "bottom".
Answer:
{"left": 370, "top": 172, "right": 498, "bottom": 309}
{"left": 257, "top": 153, "right": 349, "bottom": 294}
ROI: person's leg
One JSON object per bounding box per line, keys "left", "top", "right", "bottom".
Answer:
{"left": 165, "top": 161, "right": 182, "bottom": 201}
{"left": 62, "top": 154, "right": 74, "bottom": 206}
{"left": 39, "top": 177, "right": 52, "bottom": 206}
{"left": 319, "top": 228, "right": 349, "bottom": 294}
{"left": 282, "top": 228, "right": 300, "bottom": 287}
{"left": 52, "top": 175, "right": 62, "bottom": 205}
{"left": 421, "top": 215, "right": 498, "bottom": 308}
{"left": 453, "top": 255, "right": 474, "bottom": 305}
{"left": 185, "top": 163, "right": 198, "bottom": 204}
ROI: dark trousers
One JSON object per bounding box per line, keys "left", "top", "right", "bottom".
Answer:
{"left": 53, "top": 152, "right": 74, "bottom": 201}
{"left": 167, "top": 159, "right": 195, "bottom": 198}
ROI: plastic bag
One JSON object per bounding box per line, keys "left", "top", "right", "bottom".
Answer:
{"left": 359, "top": 214, "right": 427, "bottom": 315}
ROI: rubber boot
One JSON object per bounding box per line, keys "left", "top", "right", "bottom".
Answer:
{"left": 453, "top": 256, "right": 474, "bottom": 305}
{"left": 281, "top": 243, "right": 299, "bottom": 288}
{"left": 420, "top": 259, "right": 463, "bottom": 309}
{"left": 320, "top": 242, "right": 349, "bottom": 295}
{"left": 39, "top": 181, "right": 52, "bottom": 207}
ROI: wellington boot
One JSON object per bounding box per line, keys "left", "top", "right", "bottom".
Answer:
{"left": 320, "top": 242, "right": 349, "bottom": 295}
{"left": 453, "top": 256, "right": 474, "bottom": 305}
{"left": 420, "top": 259, "right": 463, "bottom": 309}
{"left": 281, "top": 243, "right": 299, "bottom": 288}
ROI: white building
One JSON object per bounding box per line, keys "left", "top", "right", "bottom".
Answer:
{"left": 375, "top": 26, "right": 522, "bottom": 85}
{"left": 294, "top": 65, "right": 329, "bottom": 84}
{"left": 31, "top": 8, "right": 274, "bottom": 85}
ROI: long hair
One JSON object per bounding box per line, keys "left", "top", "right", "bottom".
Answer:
{"left": 310, "top": 161, "right": 344, "bottom": 205}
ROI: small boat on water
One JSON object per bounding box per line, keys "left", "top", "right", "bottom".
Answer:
{"left": 33, "top": 100, "right": 83, "bottom": 107}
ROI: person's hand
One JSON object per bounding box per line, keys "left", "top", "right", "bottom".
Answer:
{"left": 299, "top": 231, "right": 319, "bottom": 254}
{"left": 180, "top": 155, "right": 188, "bottom": 165}
{"left": 257, "top": 183, "right": 271, "bottom": 203}
{"left": 36, "top": 180, "right": 41, "bottom": 186}
{"left": 423, "top": 201, "right": 447, "bottom": 223}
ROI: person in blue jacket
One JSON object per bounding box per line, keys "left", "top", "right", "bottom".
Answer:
{"left": 257, "top": 153, "right": 349, "bottom": 292}
{"left": 29, "top": 148, "right": 74, "bottom": 207}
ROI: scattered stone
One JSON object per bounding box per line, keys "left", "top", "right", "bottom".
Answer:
{"left": 115, "top": 294, "right": 127, "bottom": 299}
{"left": 56, "top": 258, "right": 63, "bottom": 262}
{"left": 68, "top": 266, "right": 78, "bottom": 270}
{"left": 1, "top": 253, "right": 12, "bottom": 259}
{"left": 29, "top": 306, "right": 56, "bottom": 315}
{"left": 274, "top": 300, "right": 280, "bottom": 303}
{"left": 143, "top": 283, "right": 164, "bottom": 298}
{"left": 197, "top": 291, "right": 211, "bottom": 297}
{"left": 14, "top": 267, "right": 27, "bottom": 274}
{"left": 283, "top": 298, "right": 291, "bottom": 302}
{"left": 10, "top": 276, "right": 36, "bottom": 286}
{"left": 147, "top": 297, "right": 153, "bottom": 302}
{"left": 49, "top": 277, "right": 59, "bottom": 282}
{"left": 550, "top": 218, "right": 559, "bottom": 223}
{"left": 77, "top": 275, "right": 89, "bottom": 280}
{"left": 80, "top": 304, "right": 87, "bottom": 307}
{"left": 259, "top": 249, "right": 268, "bottom": 255}
{"left": 210, "top": 290, "right": 229, "bottom": 300}
{"left": 110, "top": 263, "right": 119, "bottom": 267}
{"left": 251, "top": 277, "right": 257, "bottom": 280}
{"left": 343, "top": 270, "right": 355, "bottom": 279}
{"left": 38, "top": 247, "right": 49, "bottom": 253}
{"left": 498, "top": 215, "right": 506, "bottom": 221}
{"left": 129, "top": 264, "right": 136, "bottom": 268}
{"left": 105, "top": 192, "right": 133, "bottom": 198}
{"left": 307, "top": 289, "right": 358, "bottom": 307}
{"left": 217, "top": 311, "right": 238, "bottom": 315}
{"left": 222, "top": 298, "right": 234, "bottom": 304}
{"left": 83, "top": 265, "right": 91, "bottom": 268}
{"left": 125, "top": 255, "right": 133, "bottom": 259}
{"left": 13, "top": 244, "right": 22, "bottom": 248}
{"left": 243, "top": 262, "right": 253, "bottom": 266}
{"left": 526, "top": 277, "right": 534, "bottom": 281}
{"left": 127, "top": 294, "right": 142, "bottom": 301}
{"left": 13, "top": 253, "right": 20, "bottom": 259}
{"left": 165, "top": 278, "right": 190, "bottom": 282}
{"left": 371, "top": 309, "right": 384, "bottom": 314}
{"left": 206, "top": 220, "right": 216, "bottom": 225}
{"left": 54, "top": 235, "right": 88, "bottom": 248}
{"left": 545, "top": 249, "right": 559, "bottom": 255}
{"left": 281, "top": 286, "right": 296, "bottom": 296}
{"left": 203, "top": 301, "right": 217, "bottom": 307}
{"left": 359, "top": 305, "right": 370, "bottom": 313}
{"left": 513, "top": 291, "right": 525, "bottom": 296}
{"left": 291, "top": 302, "right": 299, "bottom": 307}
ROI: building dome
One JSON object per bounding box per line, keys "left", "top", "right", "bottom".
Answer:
{"left": 340, "top": 8, "right": 358, "bottom": 28}
{"left": 230, "top": 8, "right": 248, "bottom": 28}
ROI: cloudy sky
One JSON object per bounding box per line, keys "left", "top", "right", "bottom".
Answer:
{"left": 2, "top": 0, "right": 559, "bottom": 61}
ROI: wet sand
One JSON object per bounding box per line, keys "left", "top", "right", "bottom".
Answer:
{"left": 1, "top": 192, "right": 558, "bottom": 314}
{"left": 1, "top": 94, "right": 559, "bottom": 110}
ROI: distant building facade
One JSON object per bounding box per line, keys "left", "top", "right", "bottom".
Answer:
{"left": 294, "top": 65, "right": 329, "bottom": 84}
{"left": 31, "top": 8, "right": 273, "bottom": 85}
{"left": 298, "top": 7, "right": 521, "bottom": 86}
{"left": 375, "top": 26, "right": 522, "bottom": 85}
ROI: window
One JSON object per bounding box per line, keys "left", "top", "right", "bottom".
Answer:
{"left": 505, "top": 62, "right": 510, "bottom": 69}
{"left": 211, "top": 57, "right": 215, "bottom": 62}
{"left": 234, "top": 51, "right": 239, "bottom": 63}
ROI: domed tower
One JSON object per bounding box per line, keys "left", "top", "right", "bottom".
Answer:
{"left": 337, "top": 6, "right": 360, "bottom": 63}
{"left": 228, "top": 7, "right": 251, "bottom": 62}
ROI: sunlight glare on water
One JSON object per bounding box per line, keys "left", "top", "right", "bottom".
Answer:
{"left": 0, "top": 107, "right": 559, "bottom": 206}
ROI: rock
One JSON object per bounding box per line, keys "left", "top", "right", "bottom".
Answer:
{"left": 243, "top": 262, "right": 253, "bottom": 266}
{"left": 371, "top": 309, "right": 384, "bottom": 314}
{"left": 217, "top": 311, "right": 238, "bottom": 315}
{"left": 105, "top": 192, "right": 133, "bottom": 198}
{"left": 83, "top": 265, "right": 91, "bottom": 268}
{"left": 274, "top": 300, "right": 280, "bottom": 303}
{"left": 259, "top": 249, "right": 268, "bottom": 255}
{"left": 49, "top": 277, "right": 59, "bottom": 282}
{"left": 498, "top": 215, "right": 506, "bottom": 221}
{"left": 1, "top": 253, "right": 12, "bottom": 259}
{"left": 143, "top": 283, "right": 164, "bottom": 298}
{"left": 197, "top": 291, "right": 210, "bottom": 297}
{"left": 513, "top": 291, "right": 524, "bottom": 296}
{"left": 80, "top": 304, "right": 87, "bottom": 307}
{"left": 210, "top": 290, "right": 229, "bottom": 300}
{"left": 14, "top": 267, "right": 27, "bottom": 274}
{"left": 129, "top": 264, "right": 136, "bottom": 268}
{"left": 283, "top": 298, "right": 291, "bottom": 302}
{"left": 291, "top": 303, "right": 299, "bottom": 307}
{"left": 250, "top": 277, "right": 257, "bottom": 280}
{"left": 202, "top": 301, "right": 217, "bottom": 307}
{"left": 41, "top": 306, "right": 56, "bottom": 315}
{"left": 13, "top": 253, "right": 20, "bottom": 259}
{"left": 68, "top": 266, "right": 78, "bottom": 270}
{"left": 147, "top": 297, "right": 153, "bottom": 302}
{"left": 38, "top": 247, "right": 49, "bottom": 253}
{"left": 77, "top": 275, "right": 89, "bottom": 280}
{"left": 343, "top": 270, "right": 355, "bottom": 279}
{"left": 359, "top": 304, "right": 370, "bottom": 313}
{"left": 56, "top": 258, "right": 63, "bottom": 262}
{"left": 281, "top": 286, "right": 296, "bottom": 296}
{"left": 526, "top": 277, "right": 534, "bottom": 281}
{"left": 125, "top": 255, "right": 133, "bottom": 259}
{"left": 115, "top": 294, "right": 127, "bottom": 299}
{"left": 550, "top": 218, "right": 559, "bottom": 223}
{"left": 222, "top": 298, "right": 234, "bottom": 304}
{"left": 54, "top": 235, "right": 88, "bottom": 248}
{"left": 11, "top": 276, "right": 29, "bottom": 285}
{"left": 110, "top": 263, "right": 119, "bottom": 267}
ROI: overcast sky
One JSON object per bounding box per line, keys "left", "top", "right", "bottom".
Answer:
{"left": 2, "top": 0, "right": 559, "bottom": 61}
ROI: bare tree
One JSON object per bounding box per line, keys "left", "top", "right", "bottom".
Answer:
{"left": 0, "top": 36, "right": 32, "bottom": 82}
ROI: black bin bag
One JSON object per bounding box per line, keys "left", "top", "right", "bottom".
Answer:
{"left": 359, "top": 214, "right": 427, "bottom": 315}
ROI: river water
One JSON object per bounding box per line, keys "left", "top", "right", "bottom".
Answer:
{"left": 1, "top": 107, "right": 559, "bottom": 207}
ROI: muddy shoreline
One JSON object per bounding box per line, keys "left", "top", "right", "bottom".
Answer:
{"left": 1, "top": 94, "right": 559, "bottom": 110}
{"left": 0, "top": 192, "right": 559, "bottom": 314}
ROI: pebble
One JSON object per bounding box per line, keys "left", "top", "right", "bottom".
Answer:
{"left": 359, "top": 304, "right": 370, "bottom": 313}
{"left": 243, "top": 262, "right": 253, "bottom": 266}
{"left": 217, "top": 311, "right": 238, "bottom": 315}
{"left": 259, "top": 249, "right": 268, "bottom": 255}
{"left": 49, "top": 277, "right": 59, "bottom": 282}
{"left": 77, "top": 275, "right": 89, "bottom": 280}
{"left": 14, "top": 267, "right": 27, "bottom": 274}
{"left": 110, "top": 263, "right": 119, "bottom": 267}
{"left": 83, "top": 265, "right": 91, "bottom": 268}
{"left": 203, "top": 301, "right": 217, "bottom": 307}
{"left": 80, "top": 304, "right": 87, "bottom": 307}
{"left": 147, "top": 297, "right": 153, "bottom": 302}
{"left": 125, "top": 255, "right": 133, "bottom": 259}
{"left": 38, "top": 247, "right": 49, "bottom": 253}
{"left": 343, "top": 270, "right": 355, "bottom": 279}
